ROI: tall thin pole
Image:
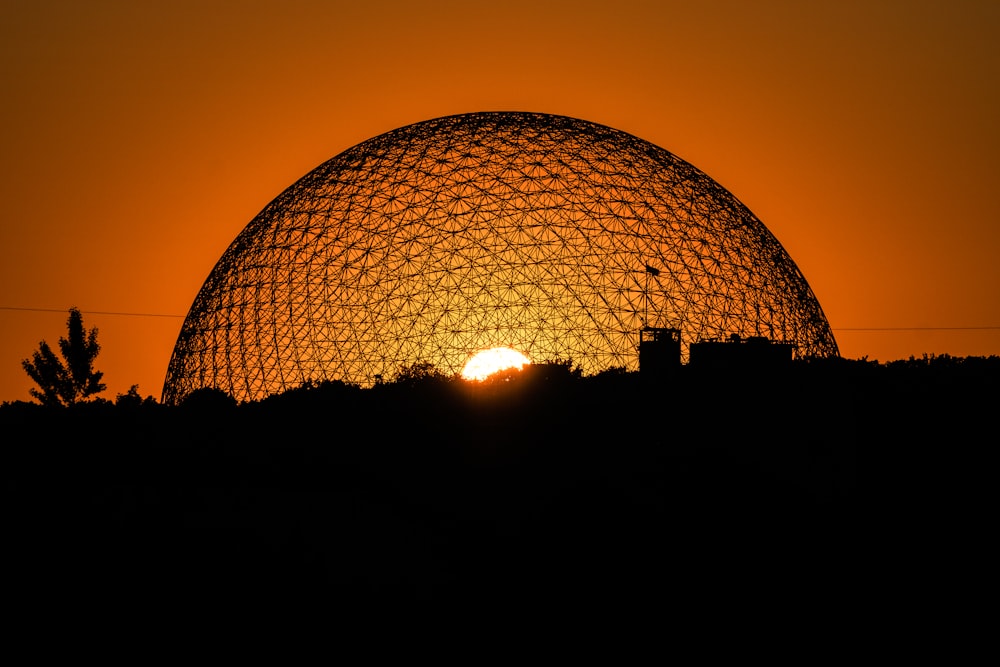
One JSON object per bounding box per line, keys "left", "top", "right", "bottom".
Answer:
{"left": 644, "top": 264, "right": 659, "bottom": 327}
{"left": 645, "top": 269, "right": 649, "bottom": 327}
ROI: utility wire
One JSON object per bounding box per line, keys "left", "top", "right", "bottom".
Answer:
{"left": 0, "top": 306, "right": 184, "bottom": 318}
{"left": 834, "top": 326, "right": 1000, "bottom": 331}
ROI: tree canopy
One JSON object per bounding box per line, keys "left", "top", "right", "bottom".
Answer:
{"left": 22, "top": 307, "right": 106, "bottom": 406}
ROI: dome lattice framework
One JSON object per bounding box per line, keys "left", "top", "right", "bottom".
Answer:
{"left": 163, "top": 111, "right": 838, "bottom": 404}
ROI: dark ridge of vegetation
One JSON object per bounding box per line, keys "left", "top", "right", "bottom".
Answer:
{"left": 3, "top": 354, "right": 996, "bottom": 614}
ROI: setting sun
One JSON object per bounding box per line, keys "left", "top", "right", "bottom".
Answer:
{"left": 461, "top": 347, "right": 532, "bottom": 381}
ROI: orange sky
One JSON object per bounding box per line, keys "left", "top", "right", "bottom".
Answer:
{"left": 2, "top": 0, "right": 998, "bottom": 403}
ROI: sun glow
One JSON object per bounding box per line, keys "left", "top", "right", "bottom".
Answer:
{"left": 461, "top": 347, "right": 532, "bottom": 381}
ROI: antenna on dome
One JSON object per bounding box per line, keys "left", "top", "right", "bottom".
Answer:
{"left": 644, "top": 263, "right": 660, "bottom": 327}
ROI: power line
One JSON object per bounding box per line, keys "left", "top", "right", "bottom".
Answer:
{"left": 0, "top": 306, "right": 184, "bottom": 319}
{"left": 834, "top": 327, "right": 1000, "bottom": 331}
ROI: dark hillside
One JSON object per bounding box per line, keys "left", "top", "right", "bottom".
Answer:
{"left": 4, "top": 355, "right": 996, "bottom": 616}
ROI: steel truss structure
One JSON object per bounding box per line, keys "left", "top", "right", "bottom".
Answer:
{"left": 163, "top": 112, "right": 838, "bottom": 403}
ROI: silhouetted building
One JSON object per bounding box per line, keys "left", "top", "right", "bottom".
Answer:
{"left": 689, "top": 334, "right": 794, "bottom": 370}
{"left": 639, "top": 327, "right": 681, "bottom": 376}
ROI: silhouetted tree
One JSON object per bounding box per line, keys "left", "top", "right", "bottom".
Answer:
{"left": 22, "top": 307, "right": 105, "bottom": 406}
{"left": 20, "top": 339, "right": 67, "bottom": 407}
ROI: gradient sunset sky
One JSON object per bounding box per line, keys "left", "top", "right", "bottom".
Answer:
{"left": 2, "top": 0, "right": 998, "bottom": 402}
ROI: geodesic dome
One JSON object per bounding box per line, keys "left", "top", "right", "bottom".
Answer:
{"left": 163, "top": 111, "right": 838, "bottom": 403}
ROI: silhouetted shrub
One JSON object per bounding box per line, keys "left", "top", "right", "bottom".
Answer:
{"left": 114, "top": 384, "right": 157, "bottom": 408}
{"left": 392, "top": 361, "right": 452, "bottom": 386}
{"left": 180, "top": 386, "right": 237, "bottom": 411}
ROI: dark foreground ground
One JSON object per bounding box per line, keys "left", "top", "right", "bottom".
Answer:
{"left": 3, "top": 355, "right": 996, "bottom": 623}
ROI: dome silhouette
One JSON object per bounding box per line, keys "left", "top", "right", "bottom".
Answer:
{"left": 163, "top": 111, "right": 838, "bottom": 403}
